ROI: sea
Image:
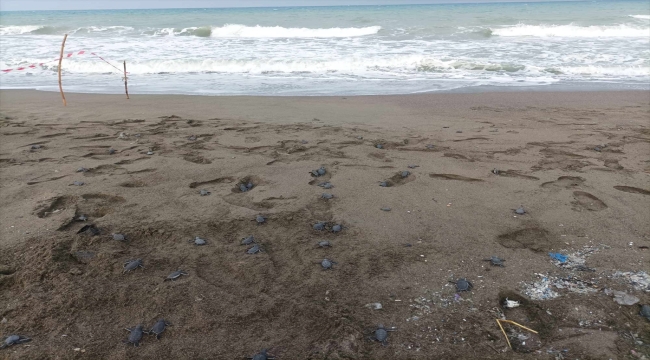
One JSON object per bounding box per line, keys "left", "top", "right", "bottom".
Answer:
{"left": 1, "top": 1, "right": 649, "bottom": 96}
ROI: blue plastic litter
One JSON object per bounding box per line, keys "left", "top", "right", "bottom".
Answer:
{"left": 549, "top": 252, "right": 567, "bottom": 263}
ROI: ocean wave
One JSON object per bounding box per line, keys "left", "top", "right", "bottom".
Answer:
{"left": 0, "top": 25, "right": 44, "bottom": 35}
{"left": 207, "top": 24, "right": 381, "bottom": 38}
{"left": 492, "top": 24, "right": 649, "bottom": 38}
{"left": 0, "top": 25, "right": 134, "bottom": 35}
{"left": 629, "top": 15, "right": 650, "bottom": 20}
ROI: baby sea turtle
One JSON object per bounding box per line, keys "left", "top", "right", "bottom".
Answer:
{"left": 123, "top": 259, "right": 144, "bottom": 273}
{"left": 247, "top": 244, "right": 262, "bottom": 254}
{"left": 317, "top": 240, "right": 331, "bottom": 248}
{"left": 112, "top": 233, "right": 127, "bottom": 241}
{"left": 593, "top": 145, "right": 602, "bottom": 152}
{"left": 1, "top": 335, "right": 31, "bottom": 349}
{"left": 407, "top": 165, "right": 419, "bottom": 169}
{"left": 148, "top": 319, "right": 171, "bottom": 339}
{"left": 146, "top": 151, "right": 154, "bottom": 155}
{"left": 514, "top": 206, "right": 526, "bottom": 215}
{"left": 124, "top": 325, "right": 145, "bottom": 347}
{"left": 241, "top": 235, "right": 256, "bottom": 245}
{"left": 247, "top": 349, "right": 276, "bottom": 360}
{"left": 72, "top": 181, "right": 85, "bottom": 186}
{"left": 331, "top": 224, "right": 342, "bottom": 233}
{"left": 483, "top": 256, "right": 505, "bottom": 267}
{"left": 313, "top": 222, "right": 326, "bottom": 231}
{"left": 256, "top": 215, "right": 266, "bottom": 224}
{"left": 321, "top": 193, "right": 334, "bottom": 199}
{"left": 401, "top": 171, "right": 410, "bottom": 178}
{"left": 108, "top": 148, "right": 116, "bottom": 155}
{"left": 370, "top": 324, "right": 396, "bottom": 346}
{"left": 199, "top": 189, "right": 211, "bottom": 196}
{"left": 640, "top": 305, "right": 650, "bottom": 320}
{"left": 381, "top": 207, "right": 391, "bottom": 212}
{"left": 449, "top": 278, "right": 473, "bottom": 292}
{"left": 321, "top": 258, "right": 336, "bottom": 270}
{"left": 30, "top": 145, "right": 42, "bottom": 150}
{"left": 77, "top": 224, "right": 100, "bottom": 236}
{"left": 191, "top": 237, "right": 207, "bottom": 246}
{"left": 318, "top": 182, "right": 333, "bottom": 189}
{"left": 188, "top": 135, "right": 197, "bottom": 141}
{"left": 164, "top": 270, "right": 188, "bottom": 281}
{"left": 310, "top": 166, "right": 327, "bottom": 177}
{"left": 76, "top": 167, "right": 89, "bottom": 173}
{"left": 492, "top": 168, "right": 500, "bottom": 175}
{"left": 375, "top": 144, "right": 384, "bottom": 149}
{"left": 425, "top": 144, "right": 435, "bottom": 149}
{"left": 379, "top": 181, "right": 389, "bottom": 187}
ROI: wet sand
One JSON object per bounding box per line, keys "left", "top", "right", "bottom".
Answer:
{"left": 0, "top": 89, "right": 649, "bottom": 359}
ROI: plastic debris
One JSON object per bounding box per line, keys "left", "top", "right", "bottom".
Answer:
{"left": 503, "top": 298, "right": 521, "bottom": 309}
{"left": 548, "top": 252, "right": 567, "bottom": 263}
{"left": 606, "top": 290, "right": 640, "bottom": 305}
{"left": 612, "top": 271, "right": 650, "bottom": 292}
{"left": 364, "top": 302, "right": 383, "bottom": 310}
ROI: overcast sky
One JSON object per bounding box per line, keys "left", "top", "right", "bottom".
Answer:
{"left": 0, "top": 0, "right": 569, "bottom": 11}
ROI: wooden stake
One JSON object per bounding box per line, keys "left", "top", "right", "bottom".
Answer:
{"left": 123, "top": 61, "right": 129, "bottom": 99}
{"left": 58, "top": 34, "right": 68, "bottom": 106}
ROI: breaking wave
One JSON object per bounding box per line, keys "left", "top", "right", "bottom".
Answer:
{"left": 629, "top": 15, "right": 650, "bottom": 20}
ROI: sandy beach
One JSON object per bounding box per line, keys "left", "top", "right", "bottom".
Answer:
{"left": 0, "top": 89, "right": 649, "bottom": 359}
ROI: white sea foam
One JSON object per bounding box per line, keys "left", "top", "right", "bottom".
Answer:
{"left": 492, "top": 24, "right": 649, "bottom": 38}
{"left": 629, "top": 15, "right": 650, "bottom": 20}
{"left": 208, "top": 24, "right": 381, "bottom": 38}
{"left": 0, "top": 25, "right": 44, "bottom": 35}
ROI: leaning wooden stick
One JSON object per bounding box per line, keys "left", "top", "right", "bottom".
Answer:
{"left": 496, "top": 319, "right": 512, "bottom": 349}
{"left": 58, "top": 34, "right": 68, "bottom": 106}
{"left": 123, "top": 61, "right": 129, "bottom": 99}
{"left": 499, "top": 319, "right": 538, "bottom": 334}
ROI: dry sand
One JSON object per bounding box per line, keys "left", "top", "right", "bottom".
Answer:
{"left": 0, "top": 89, "right": 649, "bottom": 359}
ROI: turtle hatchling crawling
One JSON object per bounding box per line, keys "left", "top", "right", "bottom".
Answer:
{"left": 401, "top": 171, "right": 410, "bottom": 178}
{"left": 321, "top": 193, "right": 334, "bottom": 199}
{"left": 124, "top": 325, "right": 145, "bottom": 347}
{"left": 247, "top": 244, "right": 263, "bottom": 254}
{"left": 640, "top": 305, "right": 650, "bottom": 321}
{"left": 164, "top": 270, "right": 188, "bottom": 281}
{"left": 241, "top": 235, "right": 255, "bottom": 245}
{"left": 370, "top": 324, "right": 396, "bottom": 346}
{"left": 148, "top": 319, "right": 172, "bottom": 339}
{"left": 514, "top": 206, "right": 526, "bottom": 215}
{"left": 190, "top": 237, "right": 207, "bottom": 246}
{"left": 321, "top": 258, "right": 336, "bottom": 270}
{"left": 199, "top": 189, "right": 211, "bottom": 196}
{"left": 313, "top": 222, "right": 327, "bottom": 231}
{"left": 449, "top": 278, "right": 473, "bottom": 292}
{"left": 123, "top": 259, "right": 144, "bottom": 273}
{"left": 310, "top": 166, "right": 327, "bottom": 177}
{"left": 112, "top": 233, "right": 127, "bottom": 241}
{"left": 1, "top": 335, "right": 31, "bottom": 349}
{"left": 255, "top": 215, "right": 266, "bottom": 224}
{"left": 483, "top": 256, "right": 505, "bottom": 267}
{"left": 317, "top": 240, "right": 331, "bottom": 248}
{"left": 247, "top": 349, "right": 276, "bottom": 360}
{"left": 331, "top": 224, "right": 342, "bottom": 233}
{"left": 318, "top": 182, "right": 333, "bottom": 189}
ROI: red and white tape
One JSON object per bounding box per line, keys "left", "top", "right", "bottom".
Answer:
{"left": 1, "top": 50, "right": 122, "bottom": 73}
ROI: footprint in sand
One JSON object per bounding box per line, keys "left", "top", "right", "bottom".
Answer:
{"left": 571, "top": 191, "right": 607, "bottom": 211}
{"left": 613, "top": 186, "right": 650, "bottom": 196}
{"left": 540, "top": 176, "right": 585, "bottom": 189}
{"left": 429, "top": 173, "right": 483, "bottom": 182}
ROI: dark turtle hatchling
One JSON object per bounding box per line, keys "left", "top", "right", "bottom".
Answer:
{"left": 640, "top": 305, "right": 650, "bottom": 320}
{"left": 483, "top": 256, "right": 505, "bottom": 267}
{"left": 407, "top": 165, "right": 419, "bottom": 169}
{"left": 310, "top": 167, "right": 327, "bottom": 177}
{"left": 239, "top": 184, "right": 249, "bottom": 192}
{"left": 375, "top": 144, "right": 384, "bottom": 149}
{"left": 379, "top": 181, "right": 388, "bottom": 187}
{"left": 247, "top": 244, "right": 263, "bottom": 254}
{"left": 108, "top": 148, "right": 116, "bottom": 155}
{"left": 318, "top": 182, "right": 333, "bottom": 189}
{"left": 425, "top": 144, "right": 435, "bottom": 149}
{"left": 256, "top": 215, "right": 266, "bottom": 224}
{"left": 123, "top": 259, "right": 144, "bottom": 274}
{"left": 241, "top": 235, "right": 255, "bottom": 245}
{"left": 491, "top": 168, "right": 500, "bottom": 175}
{"left": 30, "top": 144, "right": 42, "bottom": 150}
{"left": 381, "top": 207, "right": 391, "bottom": 212}
{"left": 317, "top": 240, "right": 331, "bottom": 248}
{"left": 1, "top": 335, "right": 31, "bottom": 349}
{"left": 514, "top": 206, "right": 526, "bottom": 215}
{"left": 321, "top": 258, "right": 336, "bottom": 270}
{"left": 73, "top": 181, "right": 85, "bottom": 186}
{"left": 77, "top": 224, "right": 100, "bottom": 236}
{"left": 331, "top": 224, "right": 342, "bottom": 233}
{"left": 112, "top": 233, "right": 126, "bottom": 241}
{"left": 449, "top": 278, "right": 473, "bottom": 292}
{"left": 191, "top": 237, "right": 206, "bottom": 246}
{"left": 321, "top": 193, "right": 334, "bottom": 199}
{"left": 401, "top": 171, "right": 410, "bottom": 178}
{"left": 370, "top": 324, "right": 396, "bottom": 346}
{"left": 247, "top": 349, "right": 276, "bottom": 360}
{"left": 313, "top": 222, "right": 326, "bottom": 231}
{"left": 199, "top": 189, "right": 211, "bottom": 196}
{"left": 124, "top": 325, "right": 145, "bottom": 347}
{"left": 164, "top": 270, "right": 188, "bottom": 281}
{"left": 77, "top": 167, "right": 89, "bottom": 173}
{"left": 188, "top": 135, "right": 197, "bottom": 141}
{"left": 148, "top": 319, "right": 172, "bottom": 339}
